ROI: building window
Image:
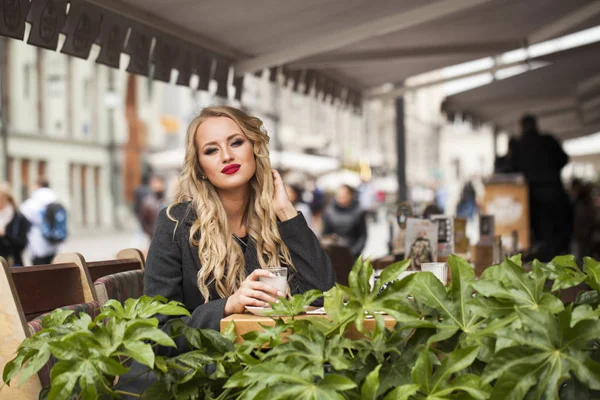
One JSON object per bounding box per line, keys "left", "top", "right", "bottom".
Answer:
{"left": 452, "top": 158, "right": 461, "bottom": 180}
{"left": 83, "top": 78, "right": 92, "bottom": 109}
{"left": 23, "top": 64, "right": 32, "bottom": 98}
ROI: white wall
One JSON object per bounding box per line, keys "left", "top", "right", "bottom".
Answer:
{"left": 42, "top": 50, "right": 67, "bottom": 138}
{"left": 8, "top": 39, "right": 39, "bottom": 134}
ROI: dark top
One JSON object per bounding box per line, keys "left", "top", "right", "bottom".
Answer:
{"left": 322, "top": 201, "right": 367, "bottom": 258}
{"left": 0, "top": 212, "right": 30, "bottom": 266}
{"left": 510, "top": 131, "right": 569, "bottom": 184}
{"left": 144, "top": 202, "right": 336, "bottom": 356}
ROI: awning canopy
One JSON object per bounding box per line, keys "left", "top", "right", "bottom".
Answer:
{"left": 2, "top": 0, "right": 600, "bottom": 110}
{"left": 441, "top": 41, "right": 600, "bottom": 139}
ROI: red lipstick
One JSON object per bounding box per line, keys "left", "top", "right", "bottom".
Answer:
{"left": 221, "top": 164, "right": 241, "bottom": 174}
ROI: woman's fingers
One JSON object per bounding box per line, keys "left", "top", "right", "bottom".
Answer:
{"left": 246, "top": 269, "right": 276, "bottom": 281}
{"left": 246, "top": 281, "right": 283, "bottom": 297}
{"left": 241, "top": 287, "right": 277, "bottom": 306}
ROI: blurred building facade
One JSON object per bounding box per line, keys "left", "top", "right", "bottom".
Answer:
{"left": 1, "top": 37, "right": 165, "bottom": 230}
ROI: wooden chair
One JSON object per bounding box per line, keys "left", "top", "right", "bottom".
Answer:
{"left": 0, "top": 257, "right": 42, "bottom": 399}
{"left": 322, "top": 243, "right": 355, "bottom": 286}
{"left": 1, "top": 255, "right": 103, "bottom": 397}
{"left": 85, "top": 248, "right": 145, "bottom": 282}
{"left": 11, "top": 253, "right": 97, "bottom": 321}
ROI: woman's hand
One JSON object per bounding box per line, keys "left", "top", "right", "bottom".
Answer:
{"left": 272, "top": 169, "right": 297, "bottom": 221}
{"left": 224, "top": 269, "right": 286, "bottom": 316}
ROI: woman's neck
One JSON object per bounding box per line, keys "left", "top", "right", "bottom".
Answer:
{"left": 217, "top": 186, "right": 250, "bottom": 236}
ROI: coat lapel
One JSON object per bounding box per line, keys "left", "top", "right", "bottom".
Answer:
{"left": 244, "top": 237, "right": 260, "bottom": 273}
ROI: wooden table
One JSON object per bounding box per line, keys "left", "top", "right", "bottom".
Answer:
{"left": 220, "top": 313, "right": 397, "bottom": 343}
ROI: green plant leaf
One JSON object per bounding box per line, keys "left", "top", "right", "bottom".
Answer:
{"left": 373, "top": 259, "right": 411, "bottom": 293}
{"left": 430, "top": 346, "right": 479, "bottom": 393}
{"left": 318, "top": 374, "right": 357, "bottom": 392}
{"left": 576, "top": 290, "right": 599, "bottom": 305}
{"left": 348, "top": 256, "right": 368, "bottom": 298}
{"left": 412, "top": 347, "right": 432, "bottom": 393}
{"left": 381, "top": 384, "right": 419, "bottom": 400}
{"left": 361, "top": 364, "right": 381, "bottom": 400}
{"left": 42, "top": 309, "right": 75, "bottom": 329}
{"left": 433, "top": 374, "right": 491, "bottom": 400}
{"left": 122, "top": 341, "right": 155, "bottom": 368}
{"left": 125, "top": 324, "right": 176, "bottom": 347}
{"left": 571, "top": 305, "right": 600, "bottom": 326}
{"left": 583, "top": 258, "right": 600, "bottom": 292}
{"left": 484, "top": 307, "right": 600, "bottom": 399}
{"left": 2, "top": 352, "right": 27, "bottom": 385}
{"left": 48, "top": 360, "right": 79, "bottom": 400}
{"left": 17, "top": 348, "right": 52, "bottom": 387}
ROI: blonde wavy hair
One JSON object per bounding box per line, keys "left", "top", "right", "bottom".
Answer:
{"left": 168, "top": 105, "right": 294, "bottom": 302}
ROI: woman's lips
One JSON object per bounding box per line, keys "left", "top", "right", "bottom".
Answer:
{"left": 221, "top": 164, "right": 241, "bottom": 174}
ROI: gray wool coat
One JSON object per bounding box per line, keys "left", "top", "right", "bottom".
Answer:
{"left": 144, "top": 202, "right": 336, "bottom": 355}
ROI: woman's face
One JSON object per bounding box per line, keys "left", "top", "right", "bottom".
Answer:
{"left": 336, "top": 186, "right": 353, "bottom": 208}
{"left": 195, "top": 117, "right": 256, "bottom": 192}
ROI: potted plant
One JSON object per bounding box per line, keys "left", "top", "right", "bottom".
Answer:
{"left": 3, "top": 254, "right": 600, "bottom": 399}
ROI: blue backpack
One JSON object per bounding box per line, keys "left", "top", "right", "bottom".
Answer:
{"left": 41, "top": 203, "right": 68, "bottom": 244}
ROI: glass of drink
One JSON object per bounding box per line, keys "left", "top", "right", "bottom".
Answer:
{"left": 259, "top": 267, "right": 288, "bottom": 297}
{"left": 421, "top": 262, "right": 449, "bottom": 285}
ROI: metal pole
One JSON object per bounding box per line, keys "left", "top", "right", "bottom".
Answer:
{"left": 395, "top": 96, "right": 407, "bottom": 202}
{"left": 0, "top": 38, "right": 8, "bottom": 181}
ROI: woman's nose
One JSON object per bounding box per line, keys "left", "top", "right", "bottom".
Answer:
{"left": 221, "top": 150, "right": 234, "bottom": 163}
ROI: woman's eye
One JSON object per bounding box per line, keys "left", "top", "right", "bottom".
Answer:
{"left": 204, "top": 148, "right": 217, "bottom": 155}
{"left": 231, "top": 139, "right": 244, "bottom": 147}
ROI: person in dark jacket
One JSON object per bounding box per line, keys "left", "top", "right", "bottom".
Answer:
{"left": 322, "top": 184, "right": 368, "bottom": 259}
{"left": 0, "top": 182, "right": 30, "bottom": 266}
{"left": 510, "top": 114, "right": 572, "bottom": 260}
{"left": 117, "top": 106, "right": 335, "bottom": 396}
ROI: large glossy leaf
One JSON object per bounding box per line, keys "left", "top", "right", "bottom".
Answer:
{"left": 484, "top": 307, "right": 600, "bottom": 400}
{"left": 373, "top": 259, "right": 411, "bottom": 293}
{"left": 411, "top": 347, "right": 482, "bottom": 398}
{"left": 472, "top": 258, "right": 564, "bottom": 316}
{"left": 410, "top": 255, "right": 482, "bottom": 343}
{"left": 361, "top": 365, "right": 381, "bottom": 400}
{"left": 539, "top": 256, "right": 587, "bottom": 292}
{"left": 583, "top": 258, "right": 600, "bottom": 292}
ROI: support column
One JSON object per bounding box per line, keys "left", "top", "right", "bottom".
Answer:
{"left": 28, "top": 159, "right": 38, "bottom": 195}
{"left": 71, "top": 164, "right": 82, "bottom": 226}
{"left": 100, "top": 165, "right": 113, "bottom": 228}
{"left": 11, "top": 157, "right": 20, "bottom": 204}
{"left": 86, "top": 166, "right": 97, "bottom": 227}
{"left": 395, "top": 96, "right": 407, "bottom": 202}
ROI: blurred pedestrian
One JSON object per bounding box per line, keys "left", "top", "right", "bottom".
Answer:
{"left": 510, "top": 114, "right": 572, "bottom": 260}
{"left": 456, "top": 181, "right": 477, "bottom": 220}
{"left": 322, "top": 184, "right": 367, "bottom": 259}
{"left": 494, "top": 137, "right": 518, "bottom": 174}
{"left": 286, "top": 184, "right": 313, "bottom": 230}
{"left": 20, "top": 178, "right": 64, "bottom": 265}
{"left": 0, "top": 182, "right": 30, "bottom": 266}
{"left": 139, "top": 175, "right": 166, "bottom": 240}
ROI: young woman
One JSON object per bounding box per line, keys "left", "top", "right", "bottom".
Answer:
{"left": 0, "top": 182, "right": 30, "bottom": 267}
{"left": 143, "top": 105, "right": 335, "bottom": 354}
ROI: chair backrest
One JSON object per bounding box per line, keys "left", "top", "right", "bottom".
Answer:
{"left": 86, "top": 248, "right": 145, "bottom": 282}
{"left": 11, "top": 253, "right": 96, "bottom": 321}
{"left": 94, "top": 269, "right": 145, "bottom": 305}
{"left": 0, "top": 257, "right": 43, "bottom": 398}
{"left": 322, "top": 244, "right": 355, "bottom": 286}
